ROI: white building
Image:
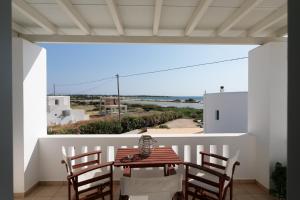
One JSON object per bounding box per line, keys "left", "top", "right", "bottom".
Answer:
{"left": 47, "top": 96, "right": 89, "bottom": 126}
{"left": 203, "top": 91, "right": 248, "bottom": 133}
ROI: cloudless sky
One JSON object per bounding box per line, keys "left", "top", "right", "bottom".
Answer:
{"left": 41, "top": 43, "right": 257, "bottom": 96}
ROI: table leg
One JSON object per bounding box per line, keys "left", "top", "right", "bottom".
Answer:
{"left": 164, "top": 164, "right": 176, "bottom": 176}
{"left": 168, "top": 164, "right": 176, "bottom": 175}
{"left": 123, "top": 166, "right": 131, "bottom": 177}
{"left": 164, "top": 165, "right": 167, "bottom": 176}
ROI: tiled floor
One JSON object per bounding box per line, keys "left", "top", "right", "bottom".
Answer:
{"left": 15, "top": 182, "right": 277, "bottom": 200}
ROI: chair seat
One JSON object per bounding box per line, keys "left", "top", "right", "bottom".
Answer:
{"left": 129, "top": 195, "right": 149, "bottom": 200}
{"left": 129, "top": 192, "right": 172, "bottom": 200}
{"left": 121, "top": 174, "right": 182, "bottom": 200}
{"left": 77, "top": 168, "right": 109, "bottom": 192}
{"left": 188, "top": 171, "right": 220, "bottom": 193}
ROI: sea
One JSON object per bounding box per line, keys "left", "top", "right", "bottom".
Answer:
{"left": 132, "top": 96, "right": 203, "bottom": 101}
{"left": 122, "top": 96, "right": 204, "bottom": 109}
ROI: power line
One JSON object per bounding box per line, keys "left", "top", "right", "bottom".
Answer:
{"left": 70, "top": 79, "right": 114, "bottom": 94}
{"left": 56, "top": 76, "right": 116, "bottom": 87}
{"left": 54, "top": 56, "right": 248, "bottom": 93}
{"left": 119, "top": 57, "right": 248, "bottom": 78}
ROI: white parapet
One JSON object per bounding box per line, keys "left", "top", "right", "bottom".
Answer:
{"left": 38, "top": 133, "right": 256, "bottom": 182}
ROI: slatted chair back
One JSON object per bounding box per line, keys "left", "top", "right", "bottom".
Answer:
{"left": 225, "top": 151, "right": 240, "bottom": 179}
{"left": 61, "top": 146, "right": 73, "bottom": 175}
{"left": 61, "top": 146, "right": 113, "bottom": 200}
{"left": 184, "top": 151, "right": 240, "bottom": 200}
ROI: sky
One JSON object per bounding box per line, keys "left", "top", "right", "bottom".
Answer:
{"left": 41, "top": 43, "right": 257, "bottom": 96}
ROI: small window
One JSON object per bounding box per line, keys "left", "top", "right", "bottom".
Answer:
{"left": 55, "top": 99, "right": 59, "bottom": 105}
{"left": 216, "top": 110, "right": 220, "bottom": 120}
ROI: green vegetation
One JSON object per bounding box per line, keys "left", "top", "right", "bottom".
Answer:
{"left": 127, "top": 104, "right": 203, "bottom": 121}
{"left": 158, "top": 124, "right": 169, "bottom": 129}
{"left": 173, "top": 99, "right": 181, "bottom": 102}
{"left": 48, "top": 111, "right": 182, "bottom": 135}
{"left": 184, "top": 98, "right": 197, "bottom": 103}
{"left": 270, "top": 162, "right": 286, "bottom": 199}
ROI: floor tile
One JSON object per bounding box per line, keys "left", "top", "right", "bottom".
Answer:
{"left": 15, "top": 182, "right": 276, "bottom": 200}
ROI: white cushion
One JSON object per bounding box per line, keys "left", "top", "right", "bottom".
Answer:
{"left": 189, "top": 151, "right": 240, "bottom": 192}
{"left": 129, "top": 195, "right": 149, "bottom": 200}
{"left": 225, "top": 151, "right": 240, "bottom": 177}
{"left": 61, "top": 146, "right": 73, "bottom": 175}
{"left": 188, "top": 171, "right": 220, "bottom": 193}
{"left": 77, "top": 168, "right": 110, "bottom": 192}
{"left": 129, "top": 193, "right": 171, "bottom": 200}
{"left": 121, "top": 174, "right": 182, "bottom": 200}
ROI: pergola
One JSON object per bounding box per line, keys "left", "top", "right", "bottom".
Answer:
{"left": 12, "top": 0, "right": 287, "bottom": 44}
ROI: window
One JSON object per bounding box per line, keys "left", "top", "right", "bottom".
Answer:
{"left": 55, "top": 99, "right": 59, "bottom": 105}
{"left": 216, "top": 110, "right": 220, "bottom": 120}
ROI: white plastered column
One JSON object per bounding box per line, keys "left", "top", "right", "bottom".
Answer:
{"left": 12, "top": 38, "right": 47, "bottom": 194}
{"left": 248, "top": 41, "right": 287, "bottom": 189}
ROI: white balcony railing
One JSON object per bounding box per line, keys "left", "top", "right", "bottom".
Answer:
{"left": 38, "top": 133, "right": 256, "bottom": 182}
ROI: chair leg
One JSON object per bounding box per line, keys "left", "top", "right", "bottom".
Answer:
{"left": 222, "top": 187, "right": 228, "bottom": 200}
{"left": 184, "top": 185, "right": 188, "bottom": 200}
{"left": 68, "top": 181, "right": 71, "bottom": 200}
{"left": 230, "top": 182, "right": 233, "bottom": 200}
{"left": 119, "top": 194, "right": 129, "bottom": 200}
{"left": 173, "top": 192, "right": 184, "bottom": 200}
{"left": 110, "top": 187, "right": 113, "bottom": 200}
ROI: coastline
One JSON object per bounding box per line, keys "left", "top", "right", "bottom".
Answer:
{"left": 122, "top": 99, "right": 204, "bottom": 109}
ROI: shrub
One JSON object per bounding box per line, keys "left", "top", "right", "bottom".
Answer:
{"left": 48, "top": 127, "right": 79, "bottom": 134}
{"left": 79, "top": 120, "right": 123, "bottom": 134}
{"left": 270, "top": 162, "right": 286, "bottom": 199}
{"left": 49, "top": 111, "right": 182, "bottom": 135}
{"left": 158, "top": 124, "right": 169, "bottom": 129}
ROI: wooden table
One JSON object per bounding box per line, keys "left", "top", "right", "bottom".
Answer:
{"left": 114, "top": 147, "right": 183, "bottom": 177}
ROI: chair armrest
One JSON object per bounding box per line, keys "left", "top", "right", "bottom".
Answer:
{"left": 68, "top": 162, "right": 114, "bottom": 179}
{"left": 70, "top": 150, "right": 102, "bottom": 160}
{"left": 184, "top": 162, "right": 230, "bottom": 181}
{"left": 200, "top": 152, "right": 228, "bottom": 161}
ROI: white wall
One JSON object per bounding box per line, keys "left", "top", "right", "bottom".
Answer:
{"left": 47, "top": 96, "right": 70, "bottom": 112}
{"left": 248, "top": 41, "right": 287, "bottom": 189}
{"left": 204, "top": 92, "right": 248, "bottom": 133}
{"left": 12, "top": 38, "right": 47, "bottom": 193}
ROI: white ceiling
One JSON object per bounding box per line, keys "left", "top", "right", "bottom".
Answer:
{"left": 12, "top": 0, "right": 287, "bottom": 44}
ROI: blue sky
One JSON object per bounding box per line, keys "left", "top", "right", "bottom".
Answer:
{"left": 41, "top": 43, "right": 257, "bottom": 96}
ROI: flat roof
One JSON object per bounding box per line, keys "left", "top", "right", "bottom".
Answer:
{"left": 204, "top": 91, "right": 248, "bottom": 96}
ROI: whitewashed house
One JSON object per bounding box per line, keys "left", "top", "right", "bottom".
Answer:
{"left": 203, "top": 90, "right": 248, "bottom": 133}
{"left": 47, "top": 96, "right": 89, "bottom": 125}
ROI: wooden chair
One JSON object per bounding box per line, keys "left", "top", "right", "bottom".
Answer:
{"left": 61, "top": 146, "right": 114, "bottom": 200}
{"left": 184, "top": 151, "right": 240, "bottom": 200}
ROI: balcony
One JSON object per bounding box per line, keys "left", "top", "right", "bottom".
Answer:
{"left": 13, "top": 133, "right": 279, "bottom": 200}
{"left": 0, "top": 1, "right": 287, "bottom": 199}
{"left": 10, "top": 34, "right": 287, "bottom": 200}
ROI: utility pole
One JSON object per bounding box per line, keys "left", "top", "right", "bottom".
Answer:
{"left": 99, "top": 96, "right": 102, "bottom": 114}
{"left": 116, "top": 74, "right": 121, "bottom": 122}
{"left": 53, "top": 84, "right": 56, "bottom": 96}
